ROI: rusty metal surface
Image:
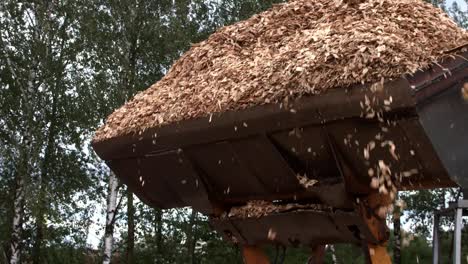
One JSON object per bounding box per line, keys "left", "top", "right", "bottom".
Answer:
{"left": 269, "top": 126, "right": 342, "bottom": 186}
{"left": 93, "top": 64, "right": 466, "bottom": 206}
{"left": 325, "top": 118, "right": 456, "bottom": 190}
{"left": 417, "top": 82, "right": 468, "bottom": 190}
{"left": 107, "top": 150, "right": 214, "bottom": 214}
{"left": 407, "top": 50, "right": 468, "bottom": 190}
{"left": 396, "top": 118, "right": 456, "bottom": 190}
{"left": 93, "top": 78, "right": 414, "bottom": 161}
{"left": 210, "top": 209, "right": 379, "bottom": 246}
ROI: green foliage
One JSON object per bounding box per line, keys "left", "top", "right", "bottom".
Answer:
{"left": 400, "top": 235, "right": 433, "bottom": 264}
{"left": 0, "top": 0, "right": 102, "bottom": 262}
{"left": 401, "top": 188, "right": 460, "bottom": 237}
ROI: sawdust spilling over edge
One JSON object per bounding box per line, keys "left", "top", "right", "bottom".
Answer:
{"left": 224, "top": 200, "right": 331, "bottom": 219}
{"left": 94, "top": 0, "right": 468, "bottom": 142}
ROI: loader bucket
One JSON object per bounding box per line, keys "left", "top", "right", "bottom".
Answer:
{"left": 92, "top": 50, "right": 467, "bottom": 246}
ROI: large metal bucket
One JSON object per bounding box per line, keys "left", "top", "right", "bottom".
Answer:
{"left": 93, "top": 50, "right": 467, "bottom": 246}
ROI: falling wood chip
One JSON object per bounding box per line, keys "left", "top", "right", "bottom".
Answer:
{"left": 267, "top": 228, "right": 277, "bottom": 240}
{"left": 462, "top": 82, "right": 468, "bottom": 101}
{"left": 297, "top": 174, "right": 319, "bottom": 188}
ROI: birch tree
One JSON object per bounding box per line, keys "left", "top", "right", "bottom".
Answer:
{"left": 393, "top": 194, "right": 402, "bottom": 264}
{"left": 102, "top": 172, "right": 119, "bottom": 264}
{"left": 0, "top": 3, "right": 42, "bottom": 261}
{"left": 81, "top": 0, "right": 184, "bottom": 261}
{"left": 328, "top": 245, "right": 338, "bottom": 264}
{"left": 0, "top": 1, "right": 99, "bottom": 262}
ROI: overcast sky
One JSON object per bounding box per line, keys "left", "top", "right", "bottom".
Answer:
{"left": 448, "top": 0, "right": 467, "bottom": 10}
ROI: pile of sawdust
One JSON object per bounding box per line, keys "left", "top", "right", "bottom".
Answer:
{"left": 94, "top": 0, "right": 468, "bottom": 142}
{"left": 225, "top": 200, "right": 331, "bottom": 219}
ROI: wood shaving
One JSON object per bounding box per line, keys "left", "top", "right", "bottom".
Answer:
{"left": 267, "top": 228, "right": 277, "bottom": 240}
{"left": 381, "top": 140, "right": 399, "bottom": 160}
{"left": 297, "top": 174, "right": 319, "bottom": 188}
{"left": 401, "top": 168, "right": 419, "bottom": 177}
{"left": 463, "top": 82, "right": 468, "bottom": 101}
{"left": 94, "top": 0, "right": 468, "bottom": 142}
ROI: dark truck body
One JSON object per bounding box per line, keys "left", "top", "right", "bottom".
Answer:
{"left": 93, "top": 50, "right": 468, "bottom": 247}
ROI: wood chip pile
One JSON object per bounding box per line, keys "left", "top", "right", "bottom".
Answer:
{"left": 224, "top": 200, "right": 331, "bottom": 219}
{"left": 94, "top": 0, "right": 468, "bottom": 142}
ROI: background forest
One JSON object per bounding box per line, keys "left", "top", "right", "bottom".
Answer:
{"left": 0, "top": 0, "right": 467, "bottom": 263}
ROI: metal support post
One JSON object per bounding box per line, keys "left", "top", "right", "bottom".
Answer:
{"left": 432, "top": 213, "right": 440, "bottom": 264}
{"left": 452, "top": 208, "right": 463, "bottom": 264}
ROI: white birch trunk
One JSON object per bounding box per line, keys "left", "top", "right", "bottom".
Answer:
{"left": 329, "top": 245, "right": 338, "bottom": 264}
{"left": 3, "top": 7, "right": 40, "bottom": 264}
{"left": 5, "top": 54, "right": 35, "bottom": 264}
{"left": 9, "top": 174, "right": 24, "bottom": 264}
{"left": 102, "top": 172, "right": 119, "bottom": 264}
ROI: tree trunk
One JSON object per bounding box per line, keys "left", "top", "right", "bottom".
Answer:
{"left": 4, "top": 44, "right": 35, "bottom": 264}
{"left": 186, "top": 209, "right": 197, "bottom": 264}
{"left": 9, "top": 173, "right": 24, "bottom": 264}
{"left": 154, "top": 209, "right": 163, "bottom": 264}
{"left": 126, "top": 190, "right": 135, "bottom": 264}
{"left": 32, "top": 217, "right": 44, "bottom": 264}
{"left": 32, "top": 99, "right": 57, "bottom": 264}
{"left": 393, "top": 194, "right": 401, "bottom": 264}
{"left": 9, "top": 138, "right": 32, "bottom": 264}
{"left": 329, "top": 245, "right": 338, "bottom": 264}
{"left": 103, "top": 172, "right": 119, "bottom": 264}
{"left": 2, "top": 246, "right": 7, "bottom": 264}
